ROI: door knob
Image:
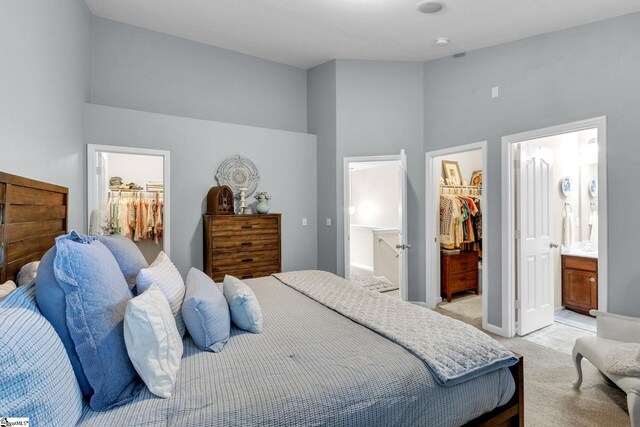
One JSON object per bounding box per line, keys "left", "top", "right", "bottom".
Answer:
{"left": 550, "top": 243, "right": 559, "bottom": 248}
{"left": 590, "top": 277, "right": 596, "bottom": 283}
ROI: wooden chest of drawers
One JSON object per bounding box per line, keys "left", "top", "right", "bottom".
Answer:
{"left": 441, "top": 251, "right": 479, "bottom": 302}
{"left": 203, "top": 214, "right": 281, "bottom": 282}
{"left": 562, "top": 255, "right": 597, "bottom": 316}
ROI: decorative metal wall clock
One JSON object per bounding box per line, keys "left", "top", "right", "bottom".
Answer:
{"left": 215, "top": 155, "right": 260, "bottom": 197}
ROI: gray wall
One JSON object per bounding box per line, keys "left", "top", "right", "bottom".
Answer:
{"left": 84, "top": 104, "right": 317, "bottom": 277}
{"left": 91, "top": 17, "right": 308, "bottom": 133}
{"left": 423, "top": 12, "right": 640, "bottom": 322}
{"left": 307, "top": 60, "right": 425, "bottom": 301}
{"left": 0, "top": 0, "right": 91, "bottom": 230}
{"left": 307, "top": 61, "right": 337, "bottom": 273}
{"left": 335, "top": 60, "right": 425, "bottom": 301}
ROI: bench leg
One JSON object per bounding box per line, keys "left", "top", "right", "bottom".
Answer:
{"left": 629, "top": 393, "right": 640, "bottom": 427}
{"left": 572, "top": 349, "right": 583, "bottom": 389}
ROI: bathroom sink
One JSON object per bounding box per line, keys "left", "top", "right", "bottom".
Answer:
{"left": 561, "top": 245, "right": 598, "bottom": 259}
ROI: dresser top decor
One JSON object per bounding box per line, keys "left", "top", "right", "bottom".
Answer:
{"left": 216, "top": 155, "right": 260, "bottom": 197}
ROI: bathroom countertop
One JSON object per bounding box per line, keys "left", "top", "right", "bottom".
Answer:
{"left": 561, "top": 247, "right": 598, "bottom": 259}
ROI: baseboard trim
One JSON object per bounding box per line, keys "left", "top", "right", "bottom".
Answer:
{"left": 350, "top": 262, "right": 373, "bottom": 272}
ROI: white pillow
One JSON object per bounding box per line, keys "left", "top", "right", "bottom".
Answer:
{"left": 124, "top": 284, "right": 183, "bottom": 398}
{"left": 136, "top": 252, "right": 186, "bottom": 336}
{"left": 0, "top": 280, "right": 17, "bottom": 300}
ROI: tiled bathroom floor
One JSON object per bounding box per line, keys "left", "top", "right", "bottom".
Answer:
{"left": 521, "top": 322, "right": 595, "bottom": 355}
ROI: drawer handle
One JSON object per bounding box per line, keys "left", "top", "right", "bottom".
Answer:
{"left": 590, "top": 277, "right": 596, "bottom": 283}
{"left": 242, "top": 258, "right": 253, "bottom": 263}
{"left": 241, "top": 275, "right": 254, "bottom": 279}
{"left": 241, "top": 242, "right": 253, "bottom": 246}
{"left": 241, "top": 225, "right": 253, "bottom": 229}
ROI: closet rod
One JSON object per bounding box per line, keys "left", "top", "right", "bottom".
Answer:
{"left": 109, "top": 190, "right": 163, "bottom": 197}
{"left": 440, "top": 185, "right": 481, "bottom": 189}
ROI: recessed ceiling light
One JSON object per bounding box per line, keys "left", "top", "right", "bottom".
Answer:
{"left": 416, "top": 1, "right": 444, "bottom": 14}
{"left": 435, "top": 37, "right": 449, "bottom": 46}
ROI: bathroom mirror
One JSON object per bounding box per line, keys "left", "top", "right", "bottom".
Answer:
{"left": 87, "top": 144, "right": 170, "bottom": 262}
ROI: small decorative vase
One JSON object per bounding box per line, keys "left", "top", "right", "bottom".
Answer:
{"left": 256, "top": 199, "right": 270, "bottom": 214}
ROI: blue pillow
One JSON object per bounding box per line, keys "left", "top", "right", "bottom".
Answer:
{"left": 51, "top": 231, "right": 142, "bottom": 410}
{"left": 223, "top": 275, "right": 263, "bottom": 334}
{"left": 97, "top": 235, "right": 148, "bottom": 291}
{"left": 36, "top": 246, "right": 92, "bottom": 396}
{"left": 183, "top": 268, "right": 230, "bottom": 352}
{"left": 0, "top": 283, "right": 83, "bottom": 425}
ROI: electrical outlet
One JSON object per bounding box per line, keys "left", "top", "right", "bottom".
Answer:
{"left": 326, "top": 218, "right": 332, "bottom": 227}
{"left": 302, "top": 218, "right": 308, "bottom": 226}
{"left": 491, "top": 86, "right": 499, "bottom": 98}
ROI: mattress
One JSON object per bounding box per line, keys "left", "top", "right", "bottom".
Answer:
{"left": 76, "top": 275, "right": 514, "bottom": 427}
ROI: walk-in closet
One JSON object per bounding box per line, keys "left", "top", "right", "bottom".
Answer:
{"left": 434, "top": 150, "right": 484, "bottom": 322}
{"left": 87, "top": 146, "right": 169, "bottom": 263}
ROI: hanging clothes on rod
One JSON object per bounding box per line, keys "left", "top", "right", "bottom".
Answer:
{"left": 439, "top": 185, "right": 482, "bottom": 254}
{"left": 107, "top": 191, "right": 164, "bottom": 243}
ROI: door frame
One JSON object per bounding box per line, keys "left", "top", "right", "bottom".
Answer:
{"left": 87, "top": 144, "right": 171, "bottom": 257}
{"left": 424, "top": 141, "right": 492, "bottom": 331}
{"left": 343, "top": 151, "right": 407, "bottom": 300}
{"left": 502, "top": 116, "right": 608, "bottom": 337}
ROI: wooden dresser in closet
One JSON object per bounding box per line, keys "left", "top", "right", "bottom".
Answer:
{"left": 203, "top": 214, "right": 281, "bottom": 282}
{"left": 440, "top": 251, "right": 479, "bottom": 302}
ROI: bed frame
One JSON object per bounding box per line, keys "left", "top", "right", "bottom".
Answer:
{"left": 0, "top": 172, "right": 68, "bottom": 283}
{"left": 464, "top": 355, "right": 524, "bottom": 426}
{"left": 1, "top": 171, "right": 523, "bottom": 426}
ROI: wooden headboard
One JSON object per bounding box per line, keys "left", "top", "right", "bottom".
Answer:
{"left": 0, "top": 172, "right": 68, "bottom": 283}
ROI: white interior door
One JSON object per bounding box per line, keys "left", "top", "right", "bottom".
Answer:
{"left": 517, "top": 143, "right": 554, "bottom": 336}
{"left": 398, "top": 149, "right": 409, "bottom": 300}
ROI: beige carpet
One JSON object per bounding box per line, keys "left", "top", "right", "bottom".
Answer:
{"left": 435, "top": 307, "right": 630, "bottom": 426}
{"left": 498, "top": 336, "right": 628, "bottom": 427}
{"left": 439, "top": 295, "right": 483, "bottom": 319}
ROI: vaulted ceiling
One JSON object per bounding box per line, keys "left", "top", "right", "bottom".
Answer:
{"left": 85, "top": 0, "right": 640, "bottom": 69}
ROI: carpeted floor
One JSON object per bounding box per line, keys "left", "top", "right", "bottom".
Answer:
{"left": 436, "top": 307, "right": 630, "bottom": 426}
{"left": 438, "top": 294, "right": 483, "bottom": 319}
{"left": 349, "top": 266, "right": 399, "bottom": 293}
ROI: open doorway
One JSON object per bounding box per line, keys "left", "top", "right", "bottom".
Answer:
{"left": 425, "top": 142, "right": 489, "bottom": 330}
{"left": 344, "top": 152, "right": 408, "bottom": 300}
{"left": 502, "top": 117, "right": 607, "bottom": 338}
{"left": 87, "top": 144, "right": 171, "bottom": 263}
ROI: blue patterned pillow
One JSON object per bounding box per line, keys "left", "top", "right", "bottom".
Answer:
{"left": 36, "top": 246, "right": 92, "bottom": 395}
{"left": 223, "top": 275, "right": 263, "bottom": 334}
{"left": 97, "top": 235, "right": 148, "bottom": 291}
{"left": 0, "top": 283, "right": 83, "bottom": 425}
{"left": 52, "top": 231, "right": 142, "bottom": 410}
{"left": 183, "top": 268, "right": 230, "bottom": 352}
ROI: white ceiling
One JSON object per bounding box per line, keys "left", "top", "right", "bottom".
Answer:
{"left": 84, "top": 0, "right": 640, "bottom": 70}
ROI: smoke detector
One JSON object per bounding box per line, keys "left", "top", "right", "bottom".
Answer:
{"left": 417, "top": 1, "right": 444, "bottom": 14}
{"left": 435, "top": 38, "right": 449, "bottom": 47}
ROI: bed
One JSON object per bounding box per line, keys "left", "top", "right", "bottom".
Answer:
{"left": 0, "top": 172, "right": 524, "bottom": 426}
{"left": 0, "top": 172, "right": 68, "bottom": 283}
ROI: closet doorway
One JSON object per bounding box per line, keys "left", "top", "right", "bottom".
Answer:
{"left": 502, "top": 117, "right": 608, "bottom": 337}
{"left": 425, "top": 142, "right": 488, "bottom": 330}
{"left": 343, "top": 151, "right": 408, "bottom": 300}
{"left": 87, "top": 144, "right": 171, "bottom": 262}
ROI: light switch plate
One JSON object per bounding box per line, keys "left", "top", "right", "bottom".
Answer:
{"left": 302, "top": 218, "right": 308, "bottom": 226}
{"left": 326, "top": 218, "right": 332, "bottom": 226}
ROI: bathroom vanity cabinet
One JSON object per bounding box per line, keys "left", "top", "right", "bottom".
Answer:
{"left": 562, "top": 255, "right": 598, "bottom": 316}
